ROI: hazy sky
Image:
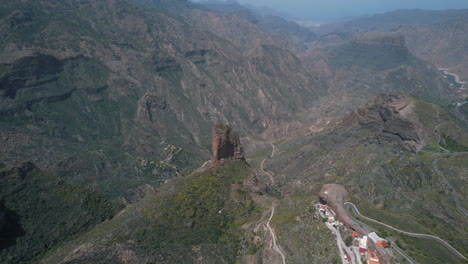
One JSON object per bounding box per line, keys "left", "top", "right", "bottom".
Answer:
{"left": 233, "top": 0, "right": 468, "bottom": 21}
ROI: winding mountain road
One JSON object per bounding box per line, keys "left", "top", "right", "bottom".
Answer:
{"left": 387, "top": 238, "right": 417, "bottom": 264}
{"left": 429, "top": 110, "right": 468, "bottom": 215}
{"left": 344, "top": 202, "right": 466, "bottom": 260}
{"left": 343, "top": 204, "right": 377, "bottom": 233}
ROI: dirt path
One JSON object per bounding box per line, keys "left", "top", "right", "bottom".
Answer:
{"left": 192, "top": 160, "right": 212, "bottom": 174}
{"left": 260, "top": 142, "right": 277, "bottom": 185}
{"left": 258, "top": 142, "right": 286, "bottom": 264}
{"left": 270, "top": 142, "right": 278, "bottom": 158}
{"left": 266, "top": 205, "right": 286, "bottom": 264}
{"left": 260, "top": 158, "right": 275, "bottom": 185}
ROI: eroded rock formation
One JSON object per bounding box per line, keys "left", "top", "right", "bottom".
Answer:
{"left": 211, "top": 123, "right": 245, "bottom": 167}
{"left": 341, "top": 94, "right": 429, "bottom": 152}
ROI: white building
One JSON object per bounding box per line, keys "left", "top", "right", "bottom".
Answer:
{"left": 359, "top": 235, "right": 368, "bottom": 249}
{"left": 368, "top": 232, "right": 383, "bottom": 243}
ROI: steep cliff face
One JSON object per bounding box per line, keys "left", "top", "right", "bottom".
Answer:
{"left": 211, "top": 124, "right": 245, "bottom": 167}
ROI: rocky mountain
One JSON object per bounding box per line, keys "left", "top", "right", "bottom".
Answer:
{"left": 0, "top": 0, "right": 326, "bottom": 199}
{"left": 41, "top": 126, "right": 322, "bottom": 264}
{"left": 197, "top": 1, "right": 317, "bottom": 48}
{"left": 399, "top": 14, "right": 468, "bottom": 82}
{"left": 312, "top": 8, "right": 468, "bottom": 92}
{"left": 313, "top": 9, "right": 468, "bottom": 36}
{"left": 266, "top": 32, "right": 458, "bottom": 141}
{"left": 38, "top": 94, "right": 468, "bottom": 264}
{"left": 319, "top": 33, "right": 454, "bottom": 103}
{"left": 261, "top": 95, "right": 467, "bottom": 263}
{"left": 211, "top": 124, "right": 245, "bottom": 167}
{"left": 340, "top": 94, "right": 429, "bottom": 152}
{"left": 0, "top": 1, "right": 467, "bottom": 263}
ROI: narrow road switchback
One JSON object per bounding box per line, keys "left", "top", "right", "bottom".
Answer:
{"left": 344, "top": 202, "right": 466, "bottom": 260}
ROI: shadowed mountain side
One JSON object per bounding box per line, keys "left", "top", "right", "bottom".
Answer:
{"left": 0, "top": 200, "right": 24, "bottom": 250}
{"left": 0, "top": 163, "right": 120, "bottom": 263}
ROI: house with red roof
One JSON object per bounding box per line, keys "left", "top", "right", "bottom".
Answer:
{"left": 367, "top": 250, "right": 380, "bottom": 264}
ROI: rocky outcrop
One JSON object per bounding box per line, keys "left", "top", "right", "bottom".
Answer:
{"left": 211, "top": 124, "right": 245, "bottom": 167}
{"left": 341, "top": 94, "right": 428, "bottom": 152}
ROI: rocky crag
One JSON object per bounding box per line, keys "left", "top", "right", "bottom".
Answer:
{"left": 211, "top": 123, "right": 246, "bottom": 167}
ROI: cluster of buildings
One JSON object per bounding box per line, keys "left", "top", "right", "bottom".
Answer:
{"left": 316, "top": 203, "right": 390, "bottom": 264}
{"left": 352, "top": 231, "right": 389, "bottom": 264}
{"left": 317, "top": 203, "right": 341, "bottom": 226}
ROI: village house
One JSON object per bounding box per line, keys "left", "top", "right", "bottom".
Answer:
{"left": 367, "top": 250, "right": 380, "bottom": 264}
{"left": 368, "top": 232, "right": 389, "bottom": 248}
{"left": 328, "top": 213, "right": 337, "bottom": 225}
{"left": 376, "top": 240, "right": 389, "bottom": 248}
{"left": 319, "top": 204, "right": 328, "bottom": 212}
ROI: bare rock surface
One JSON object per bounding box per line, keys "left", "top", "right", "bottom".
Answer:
{"left": 211, "top": 123, "right": 246, "bottom": 167}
